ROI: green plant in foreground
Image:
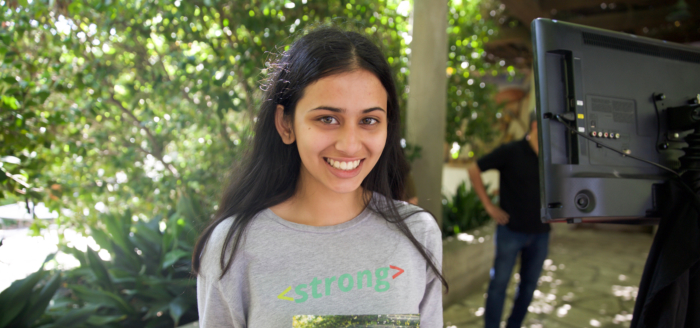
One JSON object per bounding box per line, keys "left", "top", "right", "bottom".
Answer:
{"left": 41, "top": 210, "right": 198, "bottom": 328}
{"left": 0, "top": 255, "right": 61, "bottom": 328}
{"left": 442, "top": 181, "right": 495, "bottom": 238}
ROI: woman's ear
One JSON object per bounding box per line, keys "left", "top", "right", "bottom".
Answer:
{"left": 275, "top": 105, "right": 296, "bottom": 144}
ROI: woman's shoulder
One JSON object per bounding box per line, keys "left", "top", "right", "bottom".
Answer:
{"left": 206, "top": 215, "right": 238, "bottom": 248}
{"left": 207, "top": 210, "right": 272, "bottom": 250}
{"left": 199, "top": 212, "right": 266, "bottom": 275}
{"left": 198, "top": 216, "right": 237, "bottom": 273}
{"left": 397, "top": 202, "right": 436, "bottom": 222}
{"left": 388, "top": 200, "right": 443, "bottom": 252}
{"left": 401, "top": 204, "right": 441, "bottom": 235}
{"left": 370, "top": 193, "right": 441, "bottom": 236}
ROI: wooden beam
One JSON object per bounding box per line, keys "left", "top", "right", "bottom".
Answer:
{"left": 566, "top": 7, "right": 673, "bottom": 31}
{"left": 485, "top": 38, "right": 532, "bottom": 51}
{"left": 540, "top": 0, "right": 676, "bottom": 12}
{"left": 499, "top": 0, "right": 547, "bottom": 28}
{"left": 487, "top": 25, "right": 532, "bottom": 47}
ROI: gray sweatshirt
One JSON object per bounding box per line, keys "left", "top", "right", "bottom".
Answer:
{"left": 197, "top": 197, "right": 444, "bottom": 328}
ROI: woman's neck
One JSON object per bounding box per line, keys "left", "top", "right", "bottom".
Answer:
{"left": 269, "top": 170, "right": 369, "bottom": 227}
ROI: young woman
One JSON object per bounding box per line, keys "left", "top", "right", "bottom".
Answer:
{"left": 193, "top": 27, "right": 447, "bottom": 327}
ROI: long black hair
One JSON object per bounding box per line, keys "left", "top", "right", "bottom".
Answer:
{"left": 192, "top": 26, "right": 448, "bottom": 291}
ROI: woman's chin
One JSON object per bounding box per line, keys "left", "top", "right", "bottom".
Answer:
{"left": 328, "top": 185, "right": 363, "bottom": 195}
{"left": 322, "top": 178, "right": 365, "bottom": 195}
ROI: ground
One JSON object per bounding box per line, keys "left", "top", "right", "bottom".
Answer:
{"left": 443, "top": 223, "right": 654, "bottom": 328}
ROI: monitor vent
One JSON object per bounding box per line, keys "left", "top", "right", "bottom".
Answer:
{"left": 582, "top": 32, "right": 700, "bottom": 64}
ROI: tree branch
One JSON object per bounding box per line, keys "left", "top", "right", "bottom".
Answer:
{"left": 119, "top": 137, "right": 180, "bottom": 178}
{"left": 216, "top": 10, "right": 257, "bottom": 116}
{"left": 108, "top": 93, "right": 160, "bottom": 153}
{"left": 216, "top": 111, "right": 236, "bottom": 151}
{"left": 107, "top": 93, "right": 180, "bottom": 178}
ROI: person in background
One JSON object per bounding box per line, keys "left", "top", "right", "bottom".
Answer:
{"left": 467, "top": 110, "right": 550, "bottom": 328}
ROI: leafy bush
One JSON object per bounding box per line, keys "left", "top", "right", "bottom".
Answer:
{"left": 442, "top": 181, "right": 495, "bottom": 238}
{"left": 0, "top": 255, "right": 61, "bottom": 328}
{"left": 0, "top": 209, "right": 198, "bottom": 328}
{"left": 42, "top": 210, "right": 199, "bottom": 328}
{"left": 0, "top": 210, "right": 198, "bottom": 328}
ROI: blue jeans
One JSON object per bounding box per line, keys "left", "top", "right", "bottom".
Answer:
{"left": 484, "top": 225, "right": 550, "bottom": 328}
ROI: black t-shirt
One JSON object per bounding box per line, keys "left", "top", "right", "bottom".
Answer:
{"left": 477, "top": 137, "right": 550, "bottom": 234}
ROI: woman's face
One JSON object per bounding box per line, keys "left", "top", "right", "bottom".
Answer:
{"left": 277, "top": 69, "right": 388, "bottom": 195}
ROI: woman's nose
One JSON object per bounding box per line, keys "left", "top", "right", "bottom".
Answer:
{"left": 335, "top": 125, "right": 362, "bottom": 155}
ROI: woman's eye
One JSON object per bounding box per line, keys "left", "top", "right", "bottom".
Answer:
{"left": 320, "top": 116, "right": 338, "bottom": 124}
{"left": 361, "top": 118, "right": 379, "bottom": 125}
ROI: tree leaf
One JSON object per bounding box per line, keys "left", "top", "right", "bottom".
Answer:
{"left": 86, "top": 248, "right": 113, "bottom": 291}
{"left": 61, "top": 246, "right": 87, "bottom": 267}
{"left": 89, "top": 227, "right": 114, "bottom": 253}
{"left": 35, "top": 307, "right": 93, "bottom": 328}
{"left": 1, "top": 96, "right": 19, "bottom": 109}
{"left": 161, "top": 249, "right": 190, "bottom": 270}
{"left": 85, "top": 314, "right": 126, "bottom": 325}
{"left": 168, "top": 294, "right": 190, "bottom": 326}
{"left": 19, "top": 272, "right": 62, "bottom": 326}
{"left": 68, "top": 285, "right": 134, "bottom": 315}
{"left": 36, "top": 90, "right": 51, "bottom": 104}
{"left": 0, "top": 270, "right": 47, "bottom": 328}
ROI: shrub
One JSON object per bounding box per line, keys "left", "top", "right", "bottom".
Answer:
{"left": 0, "top": 210, "right": 199, "bottom": 328}
{"left": 442, "top": 181, "right": 495, "bottom": 238}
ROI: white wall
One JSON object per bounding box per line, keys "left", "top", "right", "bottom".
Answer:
{"left": 442, "top": 164, "right": 500, "bottom": 198}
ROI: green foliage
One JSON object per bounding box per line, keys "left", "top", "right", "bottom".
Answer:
{"left": 402, "top": 142, "right": 422, "bottom": 163}
{"left": 0, "top": 7, "right": 66, "bottom": 204}
{"left": 40, "top": 210, "right": 198, "bottom": 328}
{"left": 0, "top": 0, "right": 505, "bottom": 230}
{"left": 0, "top": 255, "right": 62, "bottom": 328}
{"left": 446, "top": 0, "right": 509, "bottom": 157}
{"left": 442, "top": 181, "right": 494, "bottom": 237}
{"left": 0, "top": 0, "right": 421, "bottom": 234}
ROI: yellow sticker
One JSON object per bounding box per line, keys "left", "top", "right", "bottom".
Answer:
{"left": 577, "top": 113, "right": 584, "bottom": 119}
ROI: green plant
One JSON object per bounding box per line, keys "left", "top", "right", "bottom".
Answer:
{"left": 0, "top": 0, "right": 416, "bottom": 238}
{"left": 2, "top": 0, "right": 506, "bottom": 235}
{"left": 41, "top": 210, "right": 198, "bottom": 328}
{"left": 442, "top": 181, "right": 495, "bottom": 238}
{"left": 402, "top": 142, "right": 422, "bottom": 163}
{"left": 0, "top": 254, "right": 62, "bottom": 328}
{"left": 445, "top": 0, "right": 509, "bottom": 158}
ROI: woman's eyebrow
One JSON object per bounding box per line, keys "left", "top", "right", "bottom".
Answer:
{"left": 310, "top": 106, "right": 386, "bottom": 114}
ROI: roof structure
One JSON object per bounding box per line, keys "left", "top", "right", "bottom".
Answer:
{"left": 487, "top": 0, "right": 700, "bottom": 68}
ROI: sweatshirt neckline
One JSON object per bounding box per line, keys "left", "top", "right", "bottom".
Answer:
{"left": 261, "top": 197, "right": 376, "bottom": 234}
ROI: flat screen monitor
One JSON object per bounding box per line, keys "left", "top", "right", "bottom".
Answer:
{"left": 531, "top": 18, "right": 700, "bottom": 223}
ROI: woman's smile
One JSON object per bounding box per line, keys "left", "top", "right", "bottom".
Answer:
{"left": 323, "top": 157, "right": 365, "bottom": 178}
{"left": 324, "top": 157, "right": 363, "bottom": 171}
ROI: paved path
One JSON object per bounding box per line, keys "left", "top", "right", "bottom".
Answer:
{"left": 443, "top": 223, "right": 654, "bottom": 328}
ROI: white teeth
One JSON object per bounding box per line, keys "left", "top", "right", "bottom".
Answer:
{"left": 326, "top": 158, "right": 361, "bottom": 171}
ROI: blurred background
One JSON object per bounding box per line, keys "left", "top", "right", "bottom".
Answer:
{"left": 0, "top": 0, "right": 698, "bottom": 327}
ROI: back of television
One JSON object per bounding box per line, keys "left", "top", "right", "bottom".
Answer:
{"left": 532, "top": 18, "right": 700, "bottom": 224}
